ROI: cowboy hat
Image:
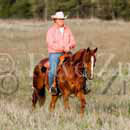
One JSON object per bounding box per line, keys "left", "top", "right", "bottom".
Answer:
{"left": 51, "top": 11, "right": 67, "bottom": 19}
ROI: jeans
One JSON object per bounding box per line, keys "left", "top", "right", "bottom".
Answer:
{"left": 48, "top": 53, "right": 63, "bottom": 89}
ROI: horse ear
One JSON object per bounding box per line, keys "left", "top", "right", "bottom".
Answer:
{"left": 94, "top": 48, "right": 98, "bottom": 53}
{"left": 87, "top": 47, "right": 90, "bottom": 52}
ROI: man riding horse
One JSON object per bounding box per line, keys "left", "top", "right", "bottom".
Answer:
{"left": 46, "top": 11, "right": 89, "bottom": 95}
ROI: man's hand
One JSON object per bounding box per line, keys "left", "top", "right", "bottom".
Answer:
{"left": 70, "top": 44, "right": 75, "bottom": 49}
{"left": 64, "top": 46, "right": 70, "bottom": 52}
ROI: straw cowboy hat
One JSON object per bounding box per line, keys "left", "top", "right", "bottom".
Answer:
{"left": 51, "top": 11, "right": 67, "bottom": 19}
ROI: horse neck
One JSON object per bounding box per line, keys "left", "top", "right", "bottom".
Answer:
{"left": 71, "top": 49, "right": 86, "bottom": 65}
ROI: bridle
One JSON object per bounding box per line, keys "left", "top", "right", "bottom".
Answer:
{"left": 82, "top": 50, "right": 96, "bottom": 80}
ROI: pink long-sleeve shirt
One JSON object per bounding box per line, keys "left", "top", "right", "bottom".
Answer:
{"left": 46, "top": 24, "right": 76, "bottom": 53}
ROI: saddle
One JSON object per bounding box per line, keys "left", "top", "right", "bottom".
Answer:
{"left": 59, "top": 52, "right": 72, "bottom": 65}
{"left": 40, "top": 52, "right": 72, "bottom": 70}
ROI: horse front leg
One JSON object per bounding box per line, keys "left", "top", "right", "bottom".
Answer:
{"left": 49, "top": 95, "right": 58, "bottom": 112}
{"left": 63, "top": 90, "right": 70, "bottom": 110}
{"left": 77, "top": 91, "right": 86, "bottom": 118}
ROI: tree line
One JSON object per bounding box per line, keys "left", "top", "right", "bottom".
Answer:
{"left": 0, "top": 0, "right": 130, "bottom": 20}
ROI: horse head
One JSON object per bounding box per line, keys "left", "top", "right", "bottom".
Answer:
{"left": 83, "top": 47, "right": 97, "bottom": 80}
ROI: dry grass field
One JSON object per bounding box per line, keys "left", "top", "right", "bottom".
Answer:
{"left": 0, "top": 19, "right": 130, "bottom": 130}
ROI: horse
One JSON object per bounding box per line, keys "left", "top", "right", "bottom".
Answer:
{"left": 32, "top": 48, "right": 97, "bottom": 117}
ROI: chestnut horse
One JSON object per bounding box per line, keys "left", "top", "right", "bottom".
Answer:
{"left": 32, "top": 48, "right": 97, "bottom": 116}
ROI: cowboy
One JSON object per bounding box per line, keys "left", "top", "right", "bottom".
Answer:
{"left": 46, "top": 11, "right": 76, "bottom": 95}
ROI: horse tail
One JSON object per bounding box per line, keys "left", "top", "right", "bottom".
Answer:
{"left": 32, "top": 64, "right": 47, "bottom": 108}
{"left": 37, "top": 86, "right": 46, "bottom": 107}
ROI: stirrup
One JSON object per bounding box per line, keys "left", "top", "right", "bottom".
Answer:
{"left": 49, "top": 87, "right": 58, "bottom": 95}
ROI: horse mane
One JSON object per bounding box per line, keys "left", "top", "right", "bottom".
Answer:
{"left": 71, "top": 49, "right": 86, "bottom": 65}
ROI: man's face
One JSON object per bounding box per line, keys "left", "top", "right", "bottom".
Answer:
{"left": 55, "top": 19, "right": 64, "bottom": 27}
